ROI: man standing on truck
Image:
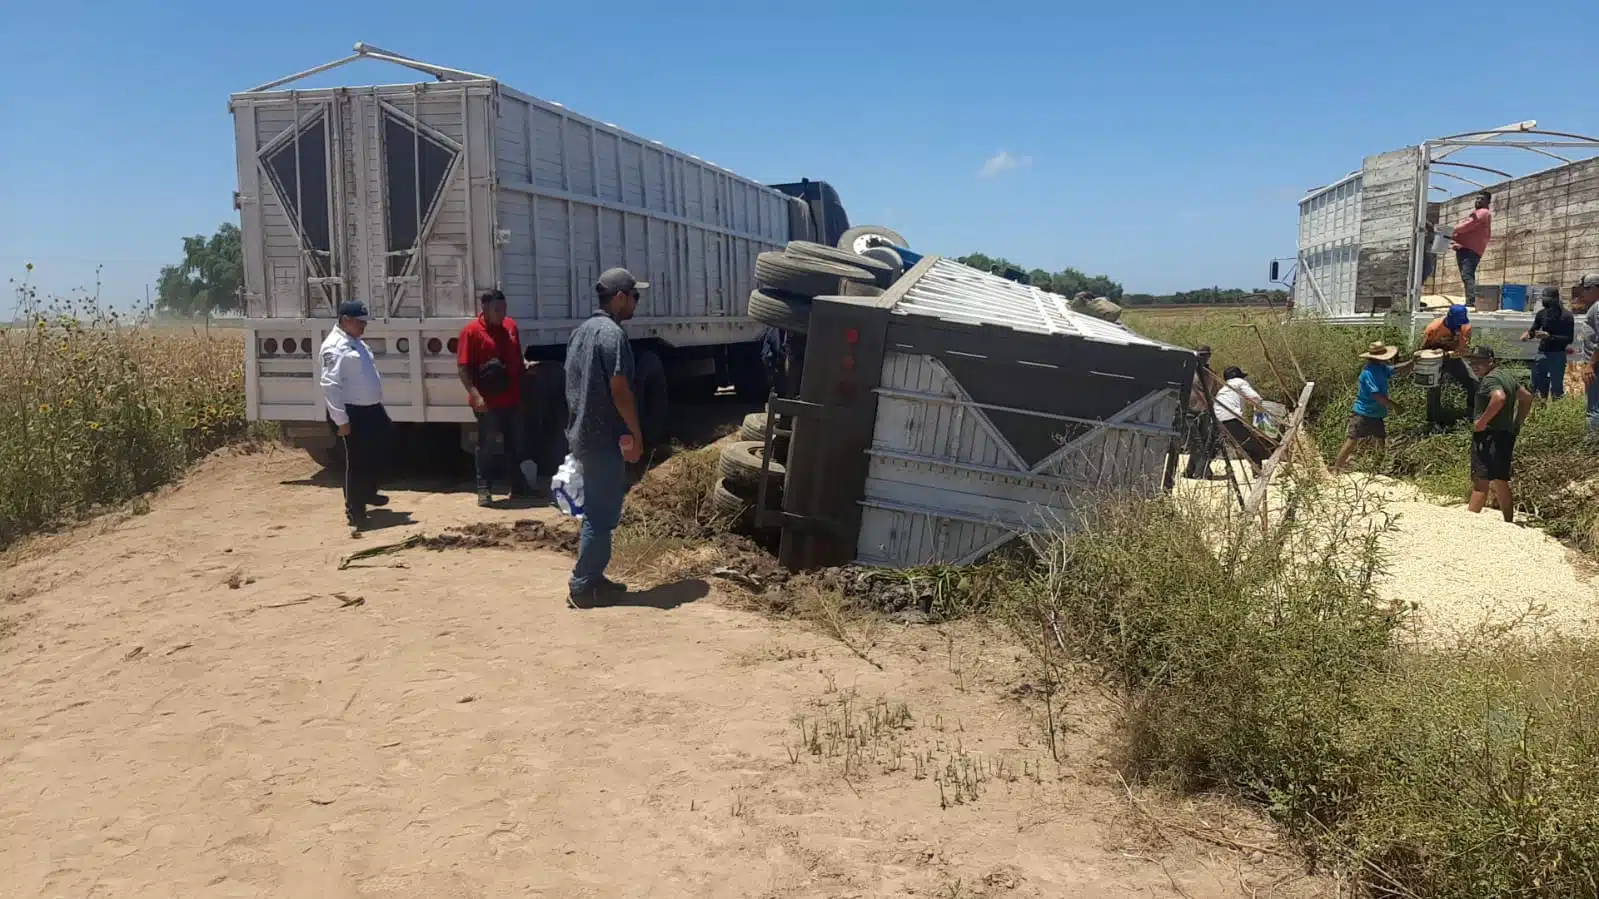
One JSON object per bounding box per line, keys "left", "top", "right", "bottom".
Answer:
{"left": 1450, "top": 191, "right": 1493, "bottom": 303}
{"left": 458, "top": 288, "right": 533, "bottom": 507}
{"left": 564, "top": 268, "right": 647, "bottom": 608}
{"left": 1522, "top": 287, "right": 1574, "bottom": 400}
{"left": 319, "top": 300, "right": 390, "bottom": 529}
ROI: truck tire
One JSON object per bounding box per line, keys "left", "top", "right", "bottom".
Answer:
{"left": 785, "top": 241, "right": 896, "bottom": 287}
{"left": 718, "top": 440, "right": 785, "bottom": 491}
{"left": 634, "top": 350, "right": 670, "bottom": 456}
{"left": 710, "top": 479, "right": 753, "bottom": 521}
{"left": 860, "top": 246, "right": 904, "bottom": 277}
{"left": 305, "top": 442, "right": 344, "bottom": 471}
{"left": 754, "top": 251, "right": 874, "bottom": 298}
{"left": 837, "top": 225, "right": 908, "bottom": 256}
{"left": 739, "top": 413, "right": 792, "bottom": 442}
{"left": 747, "top": 288, "right": 813, "bottom": 334}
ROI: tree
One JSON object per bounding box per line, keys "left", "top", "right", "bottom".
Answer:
{"left": 156, "top": 224, "right": 242, "bottom": 317}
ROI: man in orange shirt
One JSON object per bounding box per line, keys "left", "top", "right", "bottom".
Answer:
{"left": 457, "top": 289, "right": 532, "bottom": 507}
{"left": 1420, "top": 303, "right": 1478, "bottom": 427}
{"left": 1450, "top": 191, "right": 1493, "bottom": 303}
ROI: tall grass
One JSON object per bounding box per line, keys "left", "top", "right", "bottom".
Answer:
{"left": 0, "top": 278, "right": 249, "bottom": 548}
{"left": 1000, "top": 483, "right": 1599, "bottom": 897}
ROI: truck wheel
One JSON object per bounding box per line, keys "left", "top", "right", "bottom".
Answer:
{"left": 718, "top": 440, "right": 785, "bottom": 492}
{"left": 748, "top": 288, "right": 813, "bottom": 334}
{"left": 305, "top": 442, "right": 344, "bottom": 471}
{"left": 634, "top": 349, "right": 670, "bottom": 456}
{"left": 860, "top": 246, "right": 904, "bottom": 281}
{"left": 837, "top": 225, "right": 908, "bottom": 256}
{"left": 710, "top": 479, "right": 755, "bottom": 528}
{"left": 754, "top": 251, "right": 874, "bottom": 297}
{"left": 785, "top": 241, "right": 896, "bottom": 287}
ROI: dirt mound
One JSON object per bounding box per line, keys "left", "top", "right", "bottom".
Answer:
{"left": 423, "top": 518, "right": 581, "bottom": 554}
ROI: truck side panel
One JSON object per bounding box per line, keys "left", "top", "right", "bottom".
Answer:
{"left": 491, "top": 87, "right": 792, "bottom": 340}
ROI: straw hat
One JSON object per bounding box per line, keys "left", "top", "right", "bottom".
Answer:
{"left": 1359, "top": 342, "right": 1398, "bottom": 362}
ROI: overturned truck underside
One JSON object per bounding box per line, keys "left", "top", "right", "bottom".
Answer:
{"left": 770, "top": 256, "right": 1197, "bottom": 571}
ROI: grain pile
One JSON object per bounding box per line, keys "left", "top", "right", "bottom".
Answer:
{"left": 1176, "top": 459, "right": 1599, "bottom": 642}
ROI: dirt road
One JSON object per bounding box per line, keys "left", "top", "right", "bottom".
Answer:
{"left": 0, "top": 450, "right": 1317, "bottom": 898}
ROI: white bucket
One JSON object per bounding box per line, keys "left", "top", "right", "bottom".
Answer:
{"left": 1413, "top": 349, "right": 1444, "bottom": 387}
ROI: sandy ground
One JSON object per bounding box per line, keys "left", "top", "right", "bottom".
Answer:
{"left": 1178, "top": 456, "right": 1599, "bottom": 641}
{"left": 0, "top": 448, "right": 1322, "bottom": 899}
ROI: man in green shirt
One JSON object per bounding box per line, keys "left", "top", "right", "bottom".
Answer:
{"left": 1465, "top": 346, "right": 1534, "bottom": 522}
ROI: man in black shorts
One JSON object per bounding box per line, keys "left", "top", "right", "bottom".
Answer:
{"left": 1465, "top": 346, "right": 1534, "bottom": 522}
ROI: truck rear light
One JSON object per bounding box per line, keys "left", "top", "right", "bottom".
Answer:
{"left": 844, "top": 328, "right": 859, "bottom": 345}
{"left": 281, "top": 338, "right": 297, "bottom": 354}
{"left": 446, "top": 338, "right": 459, "bottom": 354}
{"left": 261, "top": 338, "right": 278, "bottom": 355}
{"left": 426, "top": 338, "right": 442, "bottom": 354}
{"left": 841, "top": 356, "right": 855, "bottom": 371}
{"left": 396, "top": 338, "right": 410, "bottom": 353}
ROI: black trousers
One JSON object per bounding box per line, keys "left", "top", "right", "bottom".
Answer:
{"left": 342, "top": 403, "right": 389, "bottom": 517}
{"left": 475, "top": 406, "right": 528, "bottom": 494}
{"left": 1183, "top": 411, "right": 1219, "bottom": 478}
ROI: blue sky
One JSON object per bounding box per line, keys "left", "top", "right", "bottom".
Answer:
{"left": 3, "top": 0, "right": 1595, "bottom": 307}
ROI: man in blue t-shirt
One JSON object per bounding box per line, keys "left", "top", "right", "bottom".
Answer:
{"left": 1333, "top": 342, "right": 1414, "bottom": 473}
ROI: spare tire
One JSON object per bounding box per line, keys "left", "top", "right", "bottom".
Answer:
{"left": 837, "top": 225, "right": 908, "bottom": 256}
{"left": 719, "top": 440, "right": 785, "bottom": 491}
{"left": 785, "top": 241, "right": 896, "bottom": 288}
{"left": 755, "top": 251, "right": 875, "bottom": 297}
{"left": 747, "top": 288, "right": 813, "bottom": 333}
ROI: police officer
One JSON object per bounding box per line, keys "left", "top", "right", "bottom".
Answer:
{"left": 319, "top": 300, "right": 390, "bottom": 528}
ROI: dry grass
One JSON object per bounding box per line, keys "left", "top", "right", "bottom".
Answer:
{"left": 1, "top": 279, "right": 253, "bottom": 548}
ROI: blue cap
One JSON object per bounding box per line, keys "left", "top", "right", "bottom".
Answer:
{"left": 338, "top": 300, "right": 369, "bottom": 321}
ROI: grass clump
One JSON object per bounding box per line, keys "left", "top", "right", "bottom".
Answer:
{"left": 1002, "top": 481, "right": 1599, "bottom": 896}
{"left": 1, "top": 281, "right": 248, "bottom": 549}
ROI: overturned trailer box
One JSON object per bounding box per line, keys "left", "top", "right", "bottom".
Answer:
{"left": 768, "top": 256, "right": 1196, "bottom": 570}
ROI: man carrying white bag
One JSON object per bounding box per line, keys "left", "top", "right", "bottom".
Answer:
{"left": 560, "top": 268, "right": 647, "bottom": 608}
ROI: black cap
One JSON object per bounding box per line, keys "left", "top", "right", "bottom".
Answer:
{"left": 1536, "top": 286, "right": 1561, "bottom": 305}
{"left": 1468, "top": 344, "right": 1496, "bottom": 361}
{"left": 596, "top": 267, "right": 648, "bottom": 296}
{"left": 338, "top": 300, "right": 369, "bottom": 321}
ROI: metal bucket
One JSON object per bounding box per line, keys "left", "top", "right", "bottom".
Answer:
{"left": 1414, "top": 349, "right": 1444, "bottom": 387}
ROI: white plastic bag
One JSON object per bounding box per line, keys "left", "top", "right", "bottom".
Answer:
{"left": 550, "top": 454, "right": 585, "bottom": 518}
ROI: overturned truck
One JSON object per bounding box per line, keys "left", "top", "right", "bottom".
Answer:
{"left": 740, "top": 254, "right": 1197, "bottom": 570}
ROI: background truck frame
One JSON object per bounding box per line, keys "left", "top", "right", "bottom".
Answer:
{"left": 230, "top": 42, "right": 850, "bottom": 472}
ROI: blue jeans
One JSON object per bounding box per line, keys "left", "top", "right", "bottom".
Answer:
{"left": 475, "top": 406, "right": 527, "bottom": 494}
{"left": 1532, "top": 352, "right": 1568, "bottom": 399}
{"left": 570, "top": 448, "right": 627, "bottom": 592}
{"left": 1456, "top": 248, "right": 1481, "bottom": 303}
{"left": 1588, "top": 375, "right": 1599, "bottom": 437}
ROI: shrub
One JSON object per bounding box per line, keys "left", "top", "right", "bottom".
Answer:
{"left": 1002, "top": 482, "right": 1599, "bottom": 896}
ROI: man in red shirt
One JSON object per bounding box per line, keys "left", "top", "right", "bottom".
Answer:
{"left": 1451, "top": 191, "right": 1493, "bottom": 304}
{"left": 457, "top": 289, "right": 531, "bottom": 506}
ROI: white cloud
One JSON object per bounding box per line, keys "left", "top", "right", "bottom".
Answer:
{"left": 979, "top": 151, "right": 1031, "bottom": 179}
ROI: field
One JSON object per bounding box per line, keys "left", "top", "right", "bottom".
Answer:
{"left": 0, "top": 296, "right": 252, "bottom": 549}
{"left": 3, "top": 297, "right": 1598, "bottom": 896}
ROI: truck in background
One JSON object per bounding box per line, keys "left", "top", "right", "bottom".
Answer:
{"left": 230, "top": 43, "right": 851, "bottom": 474}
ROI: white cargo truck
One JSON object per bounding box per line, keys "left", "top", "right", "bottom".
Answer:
{"left": 230, "top": 43, "right": 852, "bottom": 471}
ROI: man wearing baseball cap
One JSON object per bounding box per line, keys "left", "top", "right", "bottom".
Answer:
{"left": 1575, "top": 274, "right": 1599, "bottom": 437}
{"left": 563, "top": 267, "right": 647, "bottom": 607}
{"left": 319, "top": 300, "right": 390, "bottom": 529}
{"left": 1465, "top": 345, "right": 1533, "bottom": 522}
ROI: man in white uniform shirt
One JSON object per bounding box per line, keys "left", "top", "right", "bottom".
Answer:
{"left": 320, "top": 300, "right": 390, "bottom": 528}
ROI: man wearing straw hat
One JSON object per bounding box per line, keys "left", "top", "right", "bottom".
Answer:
{"left": 1332, "top": 342, "right": 1414, "bottom": 473}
